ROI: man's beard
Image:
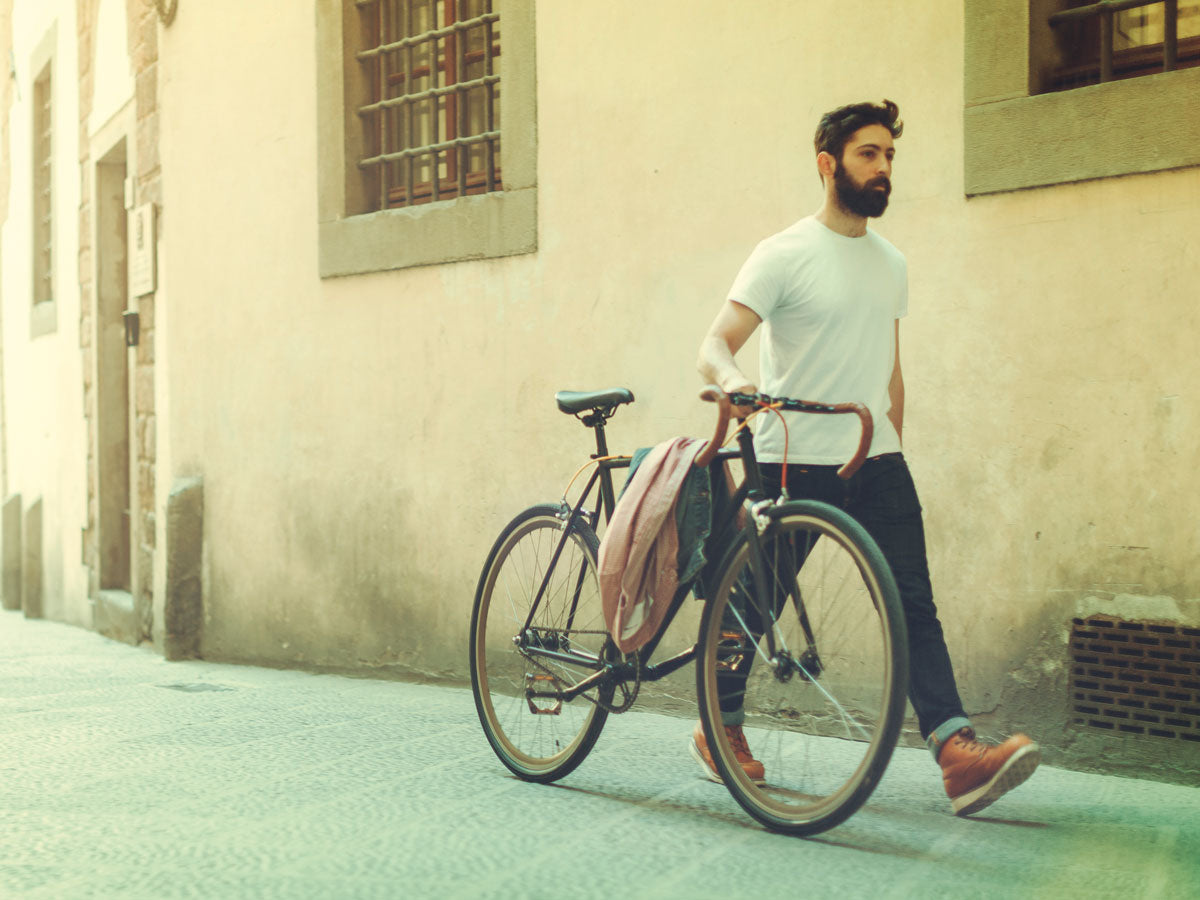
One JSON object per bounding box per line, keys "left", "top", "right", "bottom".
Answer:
{"left": 834, "top": 163, "right": 891, "bottom": 218}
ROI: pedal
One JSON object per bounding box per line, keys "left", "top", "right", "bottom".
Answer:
{"left": 525, "top": 673, "right": 563, "bottom": 715}
{"left": 715, "top": 630, "right": 748, "bottom": 671}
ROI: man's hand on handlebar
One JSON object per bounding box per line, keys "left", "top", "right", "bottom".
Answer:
{"left": 726, "top": 384, "right": 759, "bottom": 420}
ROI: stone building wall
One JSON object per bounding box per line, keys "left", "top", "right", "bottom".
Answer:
{"left": 77, "top": 0, "right": 160, "bottom": 638}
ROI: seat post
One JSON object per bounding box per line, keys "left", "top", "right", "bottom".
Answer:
{"left": 582, "top": 410, "right": 616, "bottom": 518}
{"left": 579, "top": 409, "right": 611, "bottom": 456}
{"left": 591, "top": 418, "right": 610, "bottom": 458}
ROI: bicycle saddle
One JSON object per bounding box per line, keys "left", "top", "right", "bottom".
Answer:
{"left": 554, "top": 388, "right": 635, "bottom": 416}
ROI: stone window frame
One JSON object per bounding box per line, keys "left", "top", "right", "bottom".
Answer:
{"left": 315, "top": 0, "right": 537, "bottom": 278}
{"left": 964, "top": 0, "right": 1200, "bottom": 196}
{"left": 30, "top": 23, "right": 57, "bottom": 338}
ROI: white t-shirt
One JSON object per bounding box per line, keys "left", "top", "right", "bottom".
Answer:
{"left": 727, "top": 216, "right": 908, "bottom": 465}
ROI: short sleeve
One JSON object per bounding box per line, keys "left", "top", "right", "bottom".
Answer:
{"left": 727, "top": 239, "right": 785, "bottom": 321}
{"left": 896, "top": 255, "right": 908, "bottom": 319}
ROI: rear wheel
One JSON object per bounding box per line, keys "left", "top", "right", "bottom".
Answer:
{"left": 470, "top": 504, "right": 612, "bottom": 782}
{"left": 696, "top": 500, "right": 908, "bottom": 834}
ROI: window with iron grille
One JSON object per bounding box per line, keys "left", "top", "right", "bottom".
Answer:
{"left": 355, "top": 0, "right": 501, "bottom": 210}
{"left": 32, "top": 62, "right": 53, "bottom": 307}
{"left": 963, "top": 0, "right": 1200, "bottom": 195}
{"left": 1046, "top": 0, "right": 1200, "bottom": 91}
{"left": 316, "top": 0, "right": 535, "bottom": 277}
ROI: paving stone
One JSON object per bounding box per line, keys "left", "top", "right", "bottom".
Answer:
{"left": 1, "top": 614, "right": 1197, "bottom": 899}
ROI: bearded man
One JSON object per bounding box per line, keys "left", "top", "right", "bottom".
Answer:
{"left": 694, "top": 99, "right": 1040, "bottom": 817}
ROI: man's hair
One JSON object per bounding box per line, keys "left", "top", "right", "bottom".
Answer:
{"left": 813, "top": 99, "right": 903, "bottom": 162}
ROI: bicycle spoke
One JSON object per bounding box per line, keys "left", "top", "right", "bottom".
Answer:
{"left": 471, "top": 507, "right": 610, "bottom": 781}
{"left": 723, "top": 596, "right": 776, "bottom": 669}
{"left": 696, "top": 502, "right": 907, "bottom": 835}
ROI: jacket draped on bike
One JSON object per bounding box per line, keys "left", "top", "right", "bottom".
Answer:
{"left": 598, "top": 436, "right": 713, "bottom": 653}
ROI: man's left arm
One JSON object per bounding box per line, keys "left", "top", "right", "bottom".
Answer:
{"left": 887, "top": 320, "right": 904, "bottom": 444}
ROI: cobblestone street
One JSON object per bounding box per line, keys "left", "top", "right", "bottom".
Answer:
{"left": 2, "top": 614, "right": 1198, "bottom": 899}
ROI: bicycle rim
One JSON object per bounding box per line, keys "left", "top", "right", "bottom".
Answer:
{"left": 470, "top": 506, "right": 609, "bottom": 782}
{"left": 697, "top": 502, "right": 907, "bottom": 834}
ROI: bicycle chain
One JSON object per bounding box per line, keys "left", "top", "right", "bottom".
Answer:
{"left": 521, "top": 629, "right": 641, "bottom": 714}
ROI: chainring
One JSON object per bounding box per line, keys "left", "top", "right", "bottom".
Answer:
{"left": 520, "top": 630, "right": 641, "bottom": 714}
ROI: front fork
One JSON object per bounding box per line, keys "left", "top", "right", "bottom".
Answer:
{"left": 733, "top": 422, "right": 822, "bottom": 680}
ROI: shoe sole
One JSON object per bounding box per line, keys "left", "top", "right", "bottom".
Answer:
{"left": 952, "top": 743, "right": 1041, "bottom": 817}
{"left": 689, "top": 737, "right": 767, "bottom": 786}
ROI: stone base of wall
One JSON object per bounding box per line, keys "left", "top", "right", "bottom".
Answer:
{"left": 1, "top": 494, "right": 20, "bottom": 610}
{"left": 21, "top": 497, "right": 41, "bottom": 618}
{"left": 163, "top": 477, "right": 203, "bottom": 660}
{"left": 93, "top": 589, "right": 141, "bottom": 645}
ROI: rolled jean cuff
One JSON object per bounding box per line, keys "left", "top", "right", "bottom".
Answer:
{"left": 926, "top": 716, "right": 972, "bottom": 761}
{"left": 721, "top": 708, "right": 745, "bottom": 727}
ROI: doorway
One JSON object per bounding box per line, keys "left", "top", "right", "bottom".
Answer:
{"left": 95, "top": 140, "right": 132, "bottom": 597}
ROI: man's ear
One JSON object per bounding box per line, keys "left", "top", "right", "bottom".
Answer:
{"left": 816, "top": 150, "right": 837, "bottom": 184}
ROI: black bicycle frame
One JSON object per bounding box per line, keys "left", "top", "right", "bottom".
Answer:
{"left": 517, "top": 388, "right": 874, "bottom": 708}
{"left": 518, "top": 411, "right": 799, "bottom": 706}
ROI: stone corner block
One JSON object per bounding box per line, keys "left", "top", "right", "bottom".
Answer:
{"left": 22, "top": 497, "right": 43, "bottom": 619}
{"left": 164, "top": 477, "right": 204, "bottom": 661}
{"left": 2, "top": 495, "right": 22, "bottom": 611}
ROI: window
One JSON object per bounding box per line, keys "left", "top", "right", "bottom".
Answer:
{"left": 1046, "top": 0, "right": 1200, "bottom": 91}
{"left": 963, "top": 0, "right": 1200, "bottom": 195}
{"left": 32, "top": 63, "right": 53, "bottom": 306}
{"left": 355, "top": 0, "right": 501, "bottom": 209}
{"left": 30, "top": 26, "right": 57, "bottom": 338}
{"left": 316, "top": 0, "right": 536, "bottom": 277}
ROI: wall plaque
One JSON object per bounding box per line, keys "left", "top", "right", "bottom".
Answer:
{"left": 129, "top": 203, "right": 156, "bottom": 297}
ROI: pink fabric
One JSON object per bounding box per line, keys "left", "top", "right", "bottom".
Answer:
{"left": 598, "top": 437, "right": 705, "bottom": 653}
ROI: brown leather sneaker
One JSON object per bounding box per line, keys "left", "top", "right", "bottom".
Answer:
{"left": 690, "top": 720, "right": 766, "bottom": 785}
{"left": 939, "top": 727, "right": 1040, "bottom": 816}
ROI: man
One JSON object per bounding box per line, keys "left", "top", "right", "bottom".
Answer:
{"left": 694, "top": 99, "right": 1040, "bottom": 817}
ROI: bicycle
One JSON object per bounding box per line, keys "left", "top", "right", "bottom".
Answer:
{"left": 469, "top": 386, "right": 909, "bottom": 835}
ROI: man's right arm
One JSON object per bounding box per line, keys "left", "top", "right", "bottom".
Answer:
{"left": 697, "top": 300, "right": 763, "bottom": 402}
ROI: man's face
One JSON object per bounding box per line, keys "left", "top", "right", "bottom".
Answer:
{"left": 832, "top": 123, "right": 895, "bottom": 218}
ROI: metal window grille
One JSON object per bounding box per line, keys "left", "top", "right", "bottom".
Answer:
{"left": 355, "top": 0, "right": 501, "bottom": 210}
{"left": 1069, "top": 616, "right": 1200, "bottom": 743}
{"left": 1049, "top": 0, "right": 1200, "bottom": 89}
{"left": 32, "top": 66, "right": 53, "bottom": 305}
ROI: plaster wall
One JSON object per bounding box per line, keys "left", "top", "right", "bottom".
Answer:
{"left": 89, "top": 0, "right": 132, "bottom": 137}
{"left": 156, "top": 1, "right": 1197, "bottom": 772}
{"left": 1, "top": 0, "right": 89, "bottom": 625}
{"left": 0, "top": 0, "right": 13, "bottom": 504}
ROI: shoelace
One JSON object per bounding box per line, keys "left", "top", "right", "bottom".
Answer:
{"left": 727, "top": 727, "right": 754, "bottom": 758}
{"left": 952, "top": 731, "right": 990, "bottom": 759}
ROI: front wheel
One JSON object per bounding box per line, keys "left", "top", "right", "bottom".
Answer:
{"left": 469, "top": 504, "right": 612, "bottom": 782}
{"left": 696, "top": 500, "right": 908, "bottom": 835}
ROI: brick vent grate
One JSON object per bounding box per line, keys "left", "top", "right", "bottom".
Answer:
{"left": 1070, "top": 617, "right": 1200, "bottom": 743}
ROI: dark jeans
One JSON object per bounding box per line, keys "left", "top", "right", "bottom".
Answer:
{"left": 739, "top": 454, "right": 967, "bottom": 740}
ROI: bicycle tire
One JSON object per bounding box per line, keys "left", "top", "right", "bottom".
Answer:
{"left": 470, "top": 504, "right": 612, "bottom": 782}
{"left": 695, "top": 499, "right": 908, "bottom": 835}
